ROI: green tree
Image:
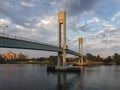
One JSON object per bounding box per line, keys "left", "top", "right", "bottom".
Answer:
{"left": 37, "top": 57, "right": 47, "bottom": 62}
{"left": 113, "top": 53, "right": 120, "bottom": 65}
{"left": 0, "top": 57, "right": 5, "bottom": 63}
{"left": 86, "top": 53, "right": 97, "bottom": 61}
{"left": 103, "top": 56, "right": 113, "bottom": 65}
{"left": 48, "top": 56, "right": 57, "bottom": 64}
{"left": 96, "top": 55, "right": 102, "bottom": 61}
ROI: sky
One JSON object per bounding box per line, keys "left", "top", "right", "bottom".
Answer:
{"left": 0, "top": 0, "right": 120, "bottom": 58}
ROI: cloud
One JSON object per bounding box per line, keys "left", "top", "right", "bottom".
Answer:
{"left": 35, "top": 15, "right": 57, "bottom": 31}
{"left": 0, "top": 0, "right": 58, "bottom": 45}
{"left": 0, "top": 0, "right": 120, "bottom": 57}
{"left": 0, "top": 18, "right": 11, "bottom": 33}
{"left": 84, "top": 37, "right": 119, "bottom": 56}
{"left": 65, "top": 15, "right": 119, "bottom": 54}
{"left": 20, "top": 1, "right": 34, "bottom": 7}
{"left": 59, "top": 0, "right": 99, "bottom": 17}
{"left": 87, "top": 17, "right": 100, "bottom": 23}
{"left": 93, "top": 0, "right": 120, "bottom": 21}
{"left": 111, "top": 11, "right": 120, "bottom": 24}
{"left": 73, "top": 17, "right": 100, "bottom": 33}
{"left": 0, "top": 0, "right": 56, "bottom": 26}
{"left": 77, "top": 23, "right": 89, "bottom": 32}
{"left": 102, "top": 37, "right": 120, "bottom": 43}
{"left": 0, "top": 18, "right": 10, "bottom": 26}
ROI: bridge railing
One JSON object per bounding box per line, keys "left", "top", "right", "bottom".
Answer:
{"left": 0, "top": 33, "right": 58, "bottom": 48}
{"left": 0, "top": 33, "right": 80, "bottom": 56}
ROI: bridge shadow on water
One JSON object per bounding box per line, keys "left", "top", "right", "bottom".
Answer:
{"left": 47, "top": 67, "right": 85, "bottom": 90}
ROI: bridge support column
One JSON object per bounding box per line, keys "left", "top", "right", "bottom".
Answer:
{"left": 79, "top": 37, "right": 83, "bottom": 65}
{"left": 63, "top": 48, "right": 66, "bottom": 66}
{"left": 57, "top": 11, "right": 67, "bottom": 67}
{"left": 57, "top": 52, "right": 62, "bottom": 66}
{"left": 57, "top": 18, "right": 62, "bottom": 66}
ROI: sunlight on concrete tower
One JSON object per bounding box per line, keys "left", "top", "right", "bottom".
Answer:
{"left": 57, "top": 11, "right": 67, "bottom": 67}
{"left": 79, "top": 37, "right": 84, "bottom": 65}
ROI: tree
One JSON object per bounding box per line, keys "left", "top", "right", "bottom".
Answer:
{"left": 37, "top": 57, "right": 47, "bottom": 62}
{"left": 103, "top": 56, "right": 113, "bottom": 65}
{"left": 86, "top": 53, "right": 97, "bottom": 61}
{"left": 0, "top": 57, "right": 5, "bottom": 63}
{"left": 48, "top": 56, "right": 58, "bottom": 64}
{"left": 113, "top": 53, "right": 120, "bottom": 65}
{"left": 96, "top": 55, "right": 101, "bottom": 61}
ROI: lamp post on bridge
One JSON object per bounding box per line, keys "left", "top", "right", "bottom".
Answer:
{"left": 4, "top": 26, "right": 8, "bottom": 34}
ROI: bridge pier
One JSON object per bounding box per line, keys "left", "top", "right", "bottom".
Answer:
{"left": 79, "top": 37, "right": 84, "bottom": 65}
{"left": 62, "top": 48, "right": 66, "bottom": 67}
{"left": 57, "top": 52, "right": 62, "bottom": 66}
{"left": 57, "top": 11, "right": 67, "bottom": 67}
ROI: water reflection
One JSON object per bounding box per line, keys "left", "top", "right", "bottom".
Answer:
{"left": 47, "top": 67, "right": 85, "bottom": 90}
{"left": 78, "top": 67, "right": 84, "bottom": 90}
{"left": 57, "top": 72, "right": 67, "bottom": 90}
{"left": 1, "top": 65, "right": 120, "bottom": 90}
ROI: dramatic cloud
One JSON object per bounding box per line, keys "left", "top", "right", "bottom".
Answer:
{"left": 0, "top": 0, "right": 120, "bottom": 57}
{"left": 59, "top": 0, "right": 99, "bottom": 16}
{"left": 0, "top": 18, "right": 10, "bottom": 26}
{"left": 0, "top": 18, "right": 11, "bottom": 33}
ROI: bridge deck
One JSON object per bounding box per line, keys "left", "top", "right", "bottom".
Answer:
{"left": 0, "top": 33, "right": 80, "bottom": 56}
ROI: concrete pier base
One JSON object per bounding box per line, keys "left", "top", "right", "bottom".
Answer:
{"left": 47, "top": 65, "right": 81, "bottom": 72}
{"left": 72, "top": 63, "right": 89, "bottom": 66}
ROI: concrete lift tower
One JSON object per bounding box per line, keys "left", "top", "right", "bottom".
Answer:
{"left": 57, "top": 11, "right": 67, "bottom": 67}
{"left": 79, "top": 37, "right": 84, "bottom": 65}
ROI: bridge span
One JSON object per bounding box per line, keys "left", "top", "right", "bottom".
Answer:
{"left": 0, "top": 11, "right": 84, "bottom": 69}
{"left": 0, "top": 33, "right": 80, "bottom": 56}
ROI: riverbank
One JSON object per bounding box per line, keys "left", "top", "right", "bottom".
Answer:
{"left": 0, "top": 60, "right": 55, "bottom": 65}
{"left": 67, "top": 61, "right": 116, "bottom": 66}
{"left": 0, "top": 60, "right": 116, "bottom": 66}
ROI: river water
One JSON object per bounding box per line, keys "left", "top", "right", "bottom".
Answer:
{"left": 0, "top": 64, "right": 120, "bottom": 90}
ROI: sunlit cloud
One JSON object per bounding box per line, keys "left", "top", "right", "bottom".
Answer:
{"left": 0, "top": 18, "right": 10, "bottom": 26}
{"left": 20, "top": 1, "right": 34, "bottom": 7}
{"left": 87, "top": 17, "right": 100, "bottom": 23}
{"left": 0, "top": 0, "right": 120, "bottom": 57}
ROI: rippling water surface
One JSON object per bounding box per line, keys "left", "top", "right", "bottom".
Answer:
{"left": 0, "top": 64, "right": 120, "bottom": 90}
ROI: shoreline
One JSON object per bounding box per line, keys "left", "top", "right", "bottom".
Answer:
{"left": 0, "top": 61, "right": 117, "bottom": 66}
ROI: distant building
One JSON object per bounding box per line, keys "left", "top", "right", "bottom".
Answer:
{"left": 2, "top": 51, "right": 28, "bottom": 60}
{"left": 2, "top": 51, "right": 15, "bottom": 60}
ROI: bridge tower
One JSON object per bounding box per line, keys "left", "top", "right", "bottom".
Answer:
{"left": 79, "top": 37, "right": 84, "bottom": 65}
{"left": 57, "top": 11, "right": 67, "bottom": 67}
